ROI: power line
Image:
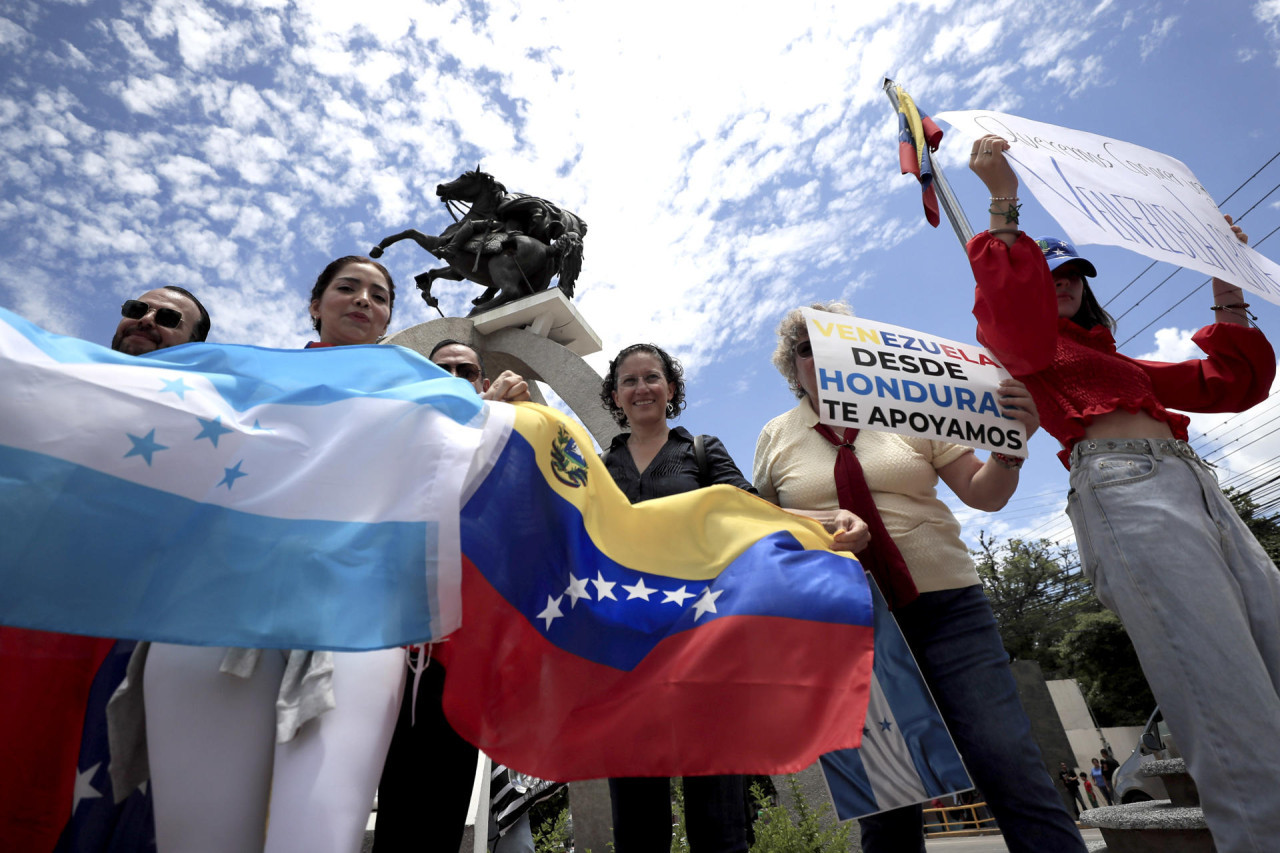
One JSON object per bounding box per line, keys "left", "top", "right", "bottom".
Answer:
{"left": 1117, "top": 222, "right": 1280, "bottom": 348}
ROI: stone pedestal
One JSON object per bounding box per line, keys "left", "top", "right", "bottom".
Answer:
{"left": 1081, "top": 759, "right": 1215, "bottom": 853}
{"left": 384, "top": 289, "right": 614, "bottom": 447}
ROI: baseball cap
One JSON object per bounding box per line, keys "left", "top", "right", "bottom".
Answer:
{"left": 1035, "top": 236, "right": 1098, "bottom": 278}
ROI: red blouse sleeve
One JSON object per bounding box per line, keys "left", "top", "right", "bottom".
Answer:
{"left": 1136, "top": 323, "right": 1276, "bottom": 413}
{"left": 968, "top": 232, "right": 1060, "bottom": 376}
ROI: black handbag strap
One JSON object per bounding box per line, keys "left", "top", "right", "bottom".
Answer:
{"left": 693, "top": 433, "right": 709, "bottom": 487}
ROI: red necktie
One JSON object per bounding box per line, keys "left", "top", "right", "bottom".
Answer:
{"left": 812, "top": 423, "right": 919, "bottom": 610}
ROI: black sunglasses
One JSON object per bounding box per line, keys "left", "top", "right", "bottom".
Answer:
{"left": 794, "top": 340, "right": 813, "bottom": 358}
{"left": 121, "top": 299, "right": 183, "bottom": 329}
{"left": 438, "top": 362, "right": 482, "bottom": 383}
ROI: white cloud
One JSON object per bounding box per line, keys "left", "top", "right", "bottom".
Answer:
{"left": 116, "top": 74, "right": 183, "bottom": 114}
{"left": 110, "top": 18, "right": 165, "bottom": 71}
{"left": 143, "top": 0, "right": 250, "bottom": 71}
{"left": 0, "top": 17, "right": 30, "bottom": 51}
{"left": 1135, "top": 326, "right": 1200, "bottom": 362}
{"left": 1139, "top": 16, "right": 1177, "bottom": 60}
{"left": 1257, "top": 0, "right": 1280, "bottom": 63}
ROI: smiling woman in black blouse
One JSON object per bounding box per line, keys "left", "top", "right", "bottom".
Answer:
{"left": 598, "top": 342, "right": 753, "bottom": 853}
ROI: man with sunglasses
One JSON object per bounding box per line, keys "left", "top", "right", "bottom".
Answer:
{"left": 374, "top": 339, "right": 535, "bottom": 853}
{"left": 111, "top": 286, "right": 211, "bottom": 355}
{"left": 428, "top": 339, "right": 531, "bottom": 403}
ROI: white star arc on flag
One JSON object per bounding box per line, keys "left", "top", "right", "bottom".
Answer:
{"left": 564, "top": 573, "right": 592, "bottom": 608}
{"left": 537, "top": 594, "right": 565, "bottom": 629}
{"left": 536, "top": 571, "right": 726, "bottom": 630}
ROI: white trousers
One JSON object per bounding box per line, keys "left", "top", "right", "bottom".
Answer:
{"left": 144, "top": 644, "right": 405, "bottom": 853}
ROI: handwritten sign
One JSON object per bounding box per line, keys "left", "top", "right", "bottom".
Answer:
{"left": 936, "top": 110, "right": 1280, "bottom": 305}
{"left": 804, "top": 309, "right": 1024, "bottom": 457}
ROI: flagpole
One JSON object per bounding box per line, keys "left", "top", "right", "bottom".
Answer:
{"left": 883, "top": 77, "right": 974, "bottom": 248}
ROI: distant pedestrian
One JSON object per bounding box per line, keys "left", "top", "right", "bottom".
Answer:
{"left": 1091, "top": 758, "right": 1115, "bottom": 806}
{"left": 1059, "top": 763, "right": 1085, "bottom": 817}
{"left": 1079, "top": 773, "right": 1098, "bottom": 808}
{"left": 1100, "top": 749, "right": 1121, "bottom": 786}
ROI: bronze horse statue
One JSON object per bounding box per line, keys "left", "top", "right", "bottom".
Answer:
{"left": 369, "top": 168, "right": 587, "bottom": 316}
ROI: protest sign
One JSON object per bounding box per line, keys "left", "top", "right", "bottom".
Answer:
{"left": 936, "top": 110, "right": 1280, "bottom": 305}
{"left": 803, "top": 308, "right": 1023, "bottom": 456}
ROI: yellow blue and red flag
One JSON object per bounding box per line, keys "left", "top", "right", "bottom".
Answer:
{"left": 896, "top": 85, "right": 945, "bottom": 227}
{"left": 443, "top": 404, "right": 877, "bottom": 780}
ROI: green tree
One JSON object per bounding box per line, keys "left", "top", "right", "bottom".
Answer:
{"left": 973, "top": 533, "right": 1153, "bottom": 725}
{"left": 1224, "top": 486, "right": 1280, "bottom": 566}
{"left": 1054, "top": 610, "right": 1155, "bottom": 726}
{"left": 972, "top": 533, "right": 1099, "bottom": 673}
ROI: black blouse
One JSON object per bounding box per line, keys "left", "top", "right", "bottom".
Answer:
{"left": 602, "top": 426, "right": 755, "bottom": 505}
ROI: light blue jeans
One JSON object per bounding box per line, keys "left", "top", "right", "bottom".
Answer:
{"left": 1067, "top": 439, "right": 1280, "bottom": 853}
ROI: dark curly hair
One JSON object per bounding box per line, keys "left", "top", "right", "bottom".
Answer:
{"left": 308, "top": 255, "right": 395, "bottom": 333}
{"left": 600, "top": 343, "right": 686, "bottom": 427}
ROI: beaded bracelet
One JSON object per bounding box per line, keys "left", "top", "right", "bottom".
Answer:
{"left": 989, "top": 196, "right": 1019, "bottom": 202}
{"left": 991, "top": 452, "right": 1024, "bottom": 470}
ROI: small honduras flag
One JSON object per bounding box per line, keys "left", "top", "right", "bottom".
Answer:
{"left": 819, "top": 578, "right": 972, "bottom": 820}
{"left": 0, "top": 306, "right": 484, "bottom": 650}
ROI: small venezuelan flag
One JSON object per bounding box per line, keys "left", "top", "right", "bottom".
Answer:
{"left": 896, "top": 85, "right": 945, "bottom": 227}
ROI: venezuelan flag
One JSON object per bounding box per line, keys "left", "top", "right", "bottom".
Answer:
{"left": 896, "top": 85, "right": 945, "bottom": 228}
{"left": 443, "top": 403, "right": 876, "bottom": 781}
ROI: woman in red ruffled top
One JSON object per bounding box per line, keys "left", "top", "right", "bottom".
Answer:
{"left": 967, "top": 133, "right": 1280, "bottom": 853}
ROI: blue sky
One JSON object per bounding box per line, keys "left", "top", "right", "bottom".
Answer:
{"left": 3, "top": 0, "right": 1280, "bottom": 549}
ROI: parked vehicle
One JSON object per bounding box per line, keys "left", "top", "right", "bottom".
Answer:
{"left": 1112, "top": 707, "right": 1172, "bottom": 804}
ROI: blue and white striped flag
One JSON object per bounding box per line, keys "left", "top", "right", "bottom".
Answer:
{"left": 819, "top": 577, "right": 972, "bottom": 819}
{"left": 0, "top": 307, "right": 486, "bottom": 650}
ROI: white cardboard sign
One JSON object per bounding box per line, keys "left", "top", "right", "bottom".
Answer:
{"left": 936, "top": 109, "right": 1280, "bottom": 305}
{"left": 803, "top": 308, "right": 1025, "bottom": 457}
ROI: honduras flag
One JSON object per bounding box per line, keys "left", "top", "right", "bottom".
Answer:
{"left": 0, "top": 306, "right": 483, "bottom": 650}
{"left": 819, "top": 577, "right": 972, "bottom": 820}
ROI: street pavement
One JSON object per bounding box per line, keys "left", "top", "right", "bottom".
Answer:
{"left": 926, "top": 827, "right": 1104, "bottom": 851}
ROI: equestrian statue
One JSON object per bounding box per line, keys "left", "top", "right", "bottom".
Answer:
{"left": 370, "top": 168, "right": 587, "bottom": 316}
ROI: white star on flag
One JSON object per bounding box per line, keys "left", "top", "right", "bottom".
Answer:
{"left": 537, "top": 595, "right": 565, "bottom": 629}
{"left": 592, "top": 571, "right": 617, "bottom": 601}
{"left": 662, "top": 585, "right": 695, "bottom": 606}
{"left": 72, "top": 762, "right": 103, "bottom": 813}
{"left": 693, "top": 588, "right": 723, "bottom": 621}
{"left": 622, "top": 578, "right": 657, "bottom": 601}
{"left": 564, "top": 573, "right": 592, "bottom": 608}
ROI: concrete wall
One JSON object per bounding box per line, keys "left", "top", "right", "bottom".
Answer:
{"left": 1009, "top": 660, "right": 1079, "bottom": 817}
{"left": 1046, "top": 679, "right": 1142, "bottom": 775}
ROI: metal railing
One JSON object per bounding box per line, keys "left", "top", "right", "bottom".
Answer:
{"left": 922, "top": 800, "right": 999, "bottom": 836}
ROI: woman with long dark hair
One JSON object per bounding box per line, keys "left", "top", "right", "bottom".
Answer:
{"left": 131, "top": 256, "right": 407, "bottom": 853}
{"left": 969, "top": 133, "right": 1280, "bottom": 853}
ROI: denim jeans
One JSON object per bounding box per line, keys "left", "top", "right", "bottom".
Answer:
{"left": 858, "top": 586, "right": 1084, "bottom": 853}
{"left": 1067, "top": 440, "right": 1280, "bottom": 853}
{"left": 609, "top": 775, "right": 748, "bottom": 852}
